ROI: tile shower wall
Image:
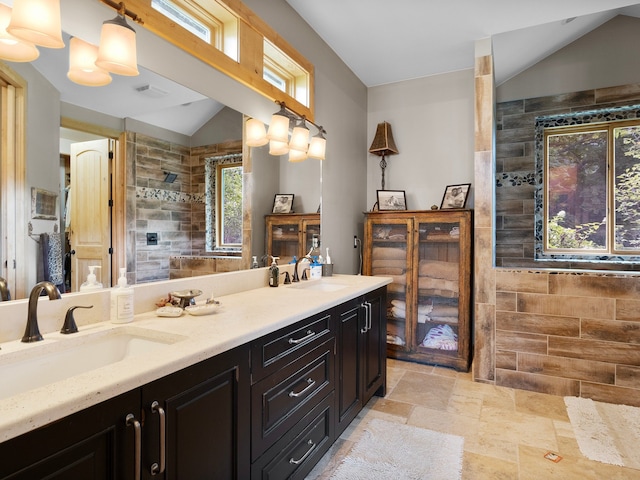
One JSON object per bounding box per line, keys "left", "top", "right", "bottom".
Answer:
{"left": 476, "top": 51, "right": 640, "bottom": 405}
{"left": 495, "top": 83, "right": 640, "bottom": 269}
{"left": 127, "top": 132, "right": 243, "bottom": 283}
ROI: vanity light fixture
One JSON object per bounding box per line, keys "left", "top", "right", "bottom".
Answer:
{"left": 95, "top": 6, "right": 140, "bottom": 77}
{"left": 0, "top": 4, "right": 39, "bottom": 62}
{"left": 369, "top": 121, "right": 399, "bottom": 190}
{"left": 245, "top": 118, "right": 269, "bottom": 147}
{"left": 67, "top": 37, "right": 112, "bottom": 87}
{"left": 7, "top": 0, "right": 64, "bottom": 49}
{"left": 249, "top": 101, "right": 327, "bottom": 162}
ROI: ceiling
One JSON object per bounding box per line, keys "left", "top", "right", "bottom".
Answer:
{"left": 285, "top": 0, "right": 640, "bottom": 87}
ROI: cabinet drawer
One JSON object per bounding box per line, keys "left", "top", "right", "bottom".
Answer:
{"left": 251, "top": 392, "right": 334, "bottom": 480}
{"left": 251, "top": 338, "right": 334, "bottom": 461}
{"left": 251, "top": 311, "right": 332, "bottom": 383}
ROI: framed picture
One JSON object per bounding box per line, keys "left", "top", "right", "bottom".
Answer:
{"left": 440, "top": 183, "right": 470, "bottom": 209}
{"left": 31, "top": 187, "right": 58, "bottom": 220}
{"left": 272, "top": 194, "right": 294, "bottom": 214}
{"left": 377, "top": 190, "right": 407, "bottom": 211}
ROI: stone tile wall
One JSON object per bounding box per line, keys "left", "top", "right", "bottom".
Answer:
{"left": 126, "top": 132, "right": 243, "bottom": 284}
{"left": 495, "top": 84, "right": 640, "bottom": 269}
{"left": 475, "top": 49, "right": 640, "bottom": 406}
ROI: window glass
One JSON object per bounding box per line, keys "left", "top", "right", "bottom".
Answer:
{"left": 217, "top": 164, "right": 243, "bottom": 246}
{"left": 152, "top": 0, "right": 211, "bottom": 43}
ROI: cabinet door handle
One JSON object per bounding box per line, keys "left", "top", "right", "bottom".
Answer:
{"left": 361, "top": 302, "right": 371, "bottom": 333}
{"left": 288, "top": 329, "right": 315, "bottom": 344}
{"left": 289, "top": 378, "right": 316, "bottom": 397}
{"left": 367, "top": 301, "right": 372, "bottom": 331}
{"left": 289, "top": 439, "right": 316, "bottom": 465}
{"left": 150, "top": 401, "right": 166, "bottom": 476}
{"left": 126, "top": 414, "right": 141, "bottom": 480}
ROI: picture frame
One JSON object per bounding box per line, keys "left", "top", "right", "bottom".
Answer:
{"left": 440, "top": 183, "right": 470, "bottom": 209}
{"left": 272, "top": 194, "right": 295, "bottom": 214}
{"left": 377, "top": 190, "right": 407, "bottom": 211}
{"left": 31, "top": 187, "right": 58, "bottom": 220}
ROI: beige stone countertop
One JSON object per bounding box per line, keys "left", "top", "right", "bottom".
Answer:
{"left": 0, "top": 274, "right": 390, "bottom": 443}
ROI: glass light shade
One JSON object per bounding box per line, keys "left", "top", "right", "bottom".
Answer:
{"left": 67, "top": 37, "right": 112, "bottom": 87}
{"left": 288, "top": 148, "right": 308, "bottom": 162}
{"left": 245, "top": 118, "right": 268, "bottom": 147}
{"left": 95, "top": 15, "right": 139, "bottom": 76}
{"left": 0, "top": 4, "right": 39, "bottom": 62}
{"left": 266, "top": 112, "right": 290, "bottom": 143}
{"left": 307, "top": 134, "right": 326, "bottom": 160}
{"left": 7, "top": 0, "right": 64, "bottom": 48}
{"left": 269, "top": 139, "right": 289, "bottom": 156}
{"left": 289, "top": 120, "right": 309, "bottom": 153}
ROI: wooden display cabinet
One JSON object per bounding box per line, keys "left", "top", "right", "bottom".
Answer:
{"left": 363, "top": 210, "right": 472, "bottom": 371}
{"left": 265, "top": 213, "right": 320, "bottom": 264}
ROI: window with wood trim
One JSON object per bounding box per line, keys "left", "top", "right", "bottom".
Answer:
{"left": 535, "top": 106, "right": 640, "bottom": 264}
{"left": 216, "top": 163, "right": 243, "bottom": 247}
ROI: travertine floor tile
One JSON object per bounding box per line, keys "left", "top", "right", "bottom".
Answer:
{"left": 307, "top": 359, "right": 640, "bottom": 480}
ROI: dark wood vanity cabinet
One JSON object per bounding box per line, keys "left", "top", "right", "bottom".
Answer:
{"left": 0, "top": 346, "right": 250, "bottom": 480}
{"left": 335, "top": 287, "right": 387, "bottom": 436}
{"left": 141, "top": 345, "right": 250, "bottom": 480}
{"left": 0, "top": 286, "right": 387, "bottom": 480}
{"left": 0, "top": 390, "right": 139, "bottom": 480}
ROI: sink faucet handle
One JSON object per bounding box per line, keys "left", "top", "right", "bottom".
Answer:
{"left": 61, "top": 305, "right": 93, "bottom": 334}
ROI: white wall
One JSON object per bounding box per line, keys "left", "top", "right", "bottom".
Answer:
{"left": 497, "top": 15, "right": 640, "bottom": 102}
{"left": 367, "top": 70, "right": 475, "bottom": 211}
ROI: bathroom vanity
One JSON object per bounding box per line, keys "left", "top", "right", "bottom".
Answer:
{"left": 0, "top": 274, "right": 388, "bottom": 479}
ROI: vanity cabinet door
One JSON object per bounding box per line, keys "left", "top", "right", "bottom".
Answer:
{"left": 0, "top": 389, "right": 140, "bottom": 480}
{"left": 141, "top": 345, "right": 250, "bottom": 480}
{"left": 335, "top": 288, "right": 387, "bottom": 436}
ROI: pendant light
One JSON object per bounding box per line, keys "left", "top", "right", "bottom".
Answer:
{"left": 288, "top": 148, "right": 308, "bottom": 163}
{"left": 95, "top": 13, "right": 139, "bottom": 76}
{"left": 0, "top": 4, "right": 39, "bottom": 62}
{"left": 7, "top": 0, "right": 64, "bottom": 49}
{"left": 289, "top": 118, "right": 310, "bottom": 153}
{"left": 246, "top": 118, "right": 268, "bottom": 147}
{"left": 269, "top": 140, "right": 289, "bottom": 156}
{"left": 307, "top": 129, "right": 326, "bottom": 160}
{"left": 67, "top": 37, "right": 112, "bottom": 87}
{"left": 266, "top": 103, "right": 290, "bottom": 143}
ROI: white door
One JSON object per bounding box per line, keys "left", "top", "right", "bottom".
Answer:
{"left": 69, "top": 139, "right": 112, "bottom": 291}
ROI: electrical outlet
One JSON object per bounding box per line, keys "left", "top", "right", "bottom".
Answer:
{"left": 354, "top": 235, "right": 358, "bottom": 248}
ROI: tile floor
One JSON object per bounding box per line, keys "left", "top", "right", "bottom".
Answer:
{"left": 307, "top": 358, "right": 639, "bottom": 479}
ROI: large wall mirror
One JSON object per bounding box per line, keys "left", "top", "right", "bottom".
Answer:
{"left": 0, "top": 0, "right": 321, "bottom": 300}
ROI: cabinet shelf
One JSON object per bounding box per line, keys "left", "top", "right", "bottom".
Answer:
{"left": 363, "top": 209, "right": 472, "bottom": 372}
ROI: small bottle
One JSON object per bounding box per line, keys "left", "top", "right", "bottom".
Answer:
{"left": 269, "top": 256, "right": 280, "bottom": 287}
{"left": 251, "top": 256, "right": 259, "bottom": 269}
{"left": 111, "top": 268, "right": 134, "bottom": 324}
{"left": 80, "top": 265, "right": 103, "bottom": 291}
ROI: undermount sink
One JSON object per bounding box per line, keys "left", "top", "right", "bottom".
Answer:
{"left": 289, "top": 280, "right": 350, "bottom": 292}
{"left": 0, "top": 326, "right": 186, "bottom": 400}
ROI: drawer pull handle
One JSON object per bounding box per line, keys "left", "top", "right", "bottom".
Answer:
{"left": 289, "top": 439, "right": 316, "bottom": 465}
{"left": 289, "top": 378, "right": 316, "bottom": 397}
{"left": 150, "top": 401, "right": 166, "bottom": 475}
{"left": 288, "top": 330, "right": 315, "bottom": 344}
{"left": 126, "top": 414, "right": 141, "bottom": 480}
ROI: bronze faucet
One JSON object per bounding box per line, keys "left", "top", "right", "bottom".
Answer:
{"left": 293, "top": 256, "right": 312, "bottom": 282}
{"left": 22, "top": 281, "right": 62, "bottom": 343}
{"left": 0, "top": 276, "right": 10, "bottom": 301}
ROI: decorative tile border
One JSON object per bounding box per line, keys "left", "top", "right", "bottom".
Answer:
{"left": 136, "top": 186, "right": 205, "bottom": 204}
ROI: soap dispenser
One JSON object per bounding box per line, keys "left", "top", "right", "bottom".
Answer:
{"left": 251, "top": 256, "right": 259, "bottom": 269}
{"left": 110, "top": 268, "right": 134, "bottom": 324}
{"left": 80, "top": 265, "right": 103, "bottom": 291}
{"left": 269, "top": 256, "right": 280, "bottom": 287}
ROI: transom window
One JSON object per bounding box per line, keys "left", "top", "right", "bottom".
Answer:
{"left": 535, "top": 105, "right": 640, "bottom": 264}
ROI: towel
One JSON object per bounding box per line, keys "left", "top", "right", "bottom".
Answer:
{"left": 372, "top": 246, "right": 406, "bottom": 260}
{"left": 421, "top": 324, "right": 458, "bottom": 350}
{"left": 418, "top": 260, "right": 458, "bottom": 281}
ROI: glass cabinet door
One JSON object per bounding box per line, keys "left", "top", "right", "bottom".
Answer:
{"left": 303, "top": 220, "right": 321, "bottom": 257}
{"left": 365, "top": 218, "right": 412, "bottom": 351}
{"left": 414, "top": 220, "right": 461, "bottom": 355}
{"left": 268, "top": 220, "right": 301, "bottom": 264}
